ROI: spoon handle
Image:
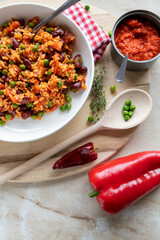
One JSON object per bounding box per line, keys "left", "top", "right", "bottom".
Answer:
{"left": 33, "top": 0, "right": 80, "bottom": 32}
{"left": 116, "top": 54, "right": 128, "bottom": 83}
{"left": 0, "top": 122, "right": 101, "bottom": 185}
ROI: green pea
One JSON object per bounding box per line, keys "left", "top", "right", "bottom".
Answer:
{"left": 124, "top": 115, "right": 130, "bottom": 121}
{"left": 36, "top": 42, "right": 40, "bottom": 47}
{"left": 5, "top": 113, "right": 12, "bottom": 120}
{"left": 20, "top": 64, "right": 26, "bottom": 70}
{"left": 60, "top": 106, "right": 65, "bottom": 112}
{"left": 110, "top": 85, "right": 116, "bottom": 93}
{"left": 128, "top": 111, "right": 134, "bottom": 117}
{"left": 31, "top": 114, "right": 37, "bottom": 120}
{"left": 27, "top": 102, "right": 34, "bottom": 107}
{"left": 28, "top": 22, "right": 35, "bottom": 28}
{"left": 2, "top": 69, "right": 8, "bottom": 76}
{"left": 10, "top": 81, "right": 16, "bottom": 87}
{"left": 130, "top": 105, "right": 136, "bottom": 111}
{"left": 47, "top": 70, "right": 52, "bottom": 76}
{"left": 33, "top": 45, "right": 38, "bottom": 52}
{"left": 57, "top": 80, "right": 63, "bottom": 88}
{"left": 47, "top": 100, "right": 53, "bottom": 108}
{"left": 7, "top": 44, "right": 12, "bottom": 49}
{"left": 88, "top": 116, "right": 94, "bottom": 122}
{"left": 66, "top": 91, "right": 70, "bottom": 97}
{"left": 12, "top": 103, "right": 18, "bottom": 108}
{"left": 123, "top": 105, "right": 130, "bottom": 111}
{"left": 20, "top": 44, "right": 26, "bottom": 50}
{"left": 46, "top": 28, "right": 52, "bottom": 33}
{"left": 84, "top": 5, "right": 90, "bottom": 11}
{"left": 66, "top": 96, "right": 72, "bottom": 102}
{"left": 108, "top": 30, "right": 112, "bottom": 38}
{"left": 25, "top": 82, "right": 29, "bottom": 88}
{"left": 125, "top": 99, "right": 132, "bottom": 106}
{"left": 44, "top": 59, "right": 49, "bottom": 67}
{"left": 0, "top": 90, "right": 4, "bottom": 95}
{"left": 21, "top": 71, "right": 24, "bottom": 76}
{"left": 0, "top": 45, "right": 4, "bottom": 49}
{"left": 3, "top": 22, "right": 8, "bottom": 28}
{"left": 123, "top": 110, "right": 129, "bottom": 116}
{"left": 65, "top": 103, "right": 71, "bottom": 110}
{"left": 0, "top": 119, "right": 5, "bottom": 126}
{"left": 75, "top": 74, "right": 79, "bottom": 80}
{"left": 38, "top": 111, "right": 44, "bottom": 117}
{"left": 9, "top": 60, "right": 14, "bottom": 65}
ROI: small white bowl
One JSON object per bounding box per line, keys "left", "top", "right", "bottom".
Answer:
{"left": 0, "top": 3, "right": 94, "bottom": 142}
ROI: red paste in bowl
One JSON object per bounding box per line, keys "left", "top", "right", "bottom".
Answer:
{"left": 114, "top": 18, "right": 160, "bottom": 61}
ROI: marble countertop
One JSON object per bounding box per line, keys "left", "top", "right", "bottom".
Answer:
{"left": 0, "top": 0, "right": 160, "bottom": 239}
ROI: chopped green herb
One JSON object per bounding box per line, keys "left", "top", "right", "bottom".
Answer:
{"left": 89, "top": 64, "right": 106, "bottom": 123}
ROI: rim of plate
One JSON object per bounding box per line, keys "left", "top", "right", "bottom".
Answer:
{"left": 0, "top": 2, "right": 94, "bottom": 142}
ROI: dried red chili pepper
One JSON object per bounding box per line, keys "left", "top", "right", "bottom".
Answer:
{"left": 88, "top": 151, "right": 160, "bottom": 215}
{"left": 52, "top": 142, "right": 97, "bottom": 169}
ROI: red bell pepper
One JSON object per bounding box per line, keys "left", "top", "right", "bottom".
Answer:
{"left": 88, "top": 151, "right": 160, "bottom": 215}
{"left": 53, "top": 142, "right": 97, "bottom": 169}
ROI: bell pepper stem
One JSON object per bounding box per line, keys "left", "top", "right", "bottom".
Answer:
{"left": 88, "top": 190, "right": 100, "bottom": 198}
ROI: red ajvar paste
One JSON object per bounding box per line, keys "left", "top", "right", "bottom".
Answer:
{"left": 114, "top": 18, "right": 160, "bottom": 61}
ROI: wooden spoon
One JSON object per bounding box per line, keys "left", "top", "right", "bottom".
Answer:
{"left": 0, "top": 89, "right": 152, "bottom": 185}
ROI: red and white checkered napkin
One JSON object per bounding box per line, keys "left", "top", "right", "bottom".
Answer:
{"left": 64, "top": 3, "right": 111, "bottom": 62}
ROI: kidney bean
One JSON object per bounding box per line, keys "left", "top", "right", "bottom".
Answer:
{"left": 52, "top": 28, "right": 64, "bottom": 37}
{"left": 0, "top": 111, "right": 5, "bottom": 116}
{"left": 36, "top": 94, "right": 41, "bottom": 98}
{"left": 73, "top": 54, "right": 82, "bottom": 68}
{"left": 23, "top": 59, "right": 32, "bottom": 70}
{"left": 12, "top": 38, "right": 19, "bottom": 49}
{"left": 10, "top": 31, "right": 15, "bottom": 37}
{"left": 17, "top": 89, "right": 23, "bottom": 95}
{"left": 79, "top": 66, "right": 87, "bottom": 73}
{"left": 21, "top": 96, "right": 30, "bottom": 104}
{"left": 19, "top": 19, "right": 25, "bottom": 26}
{"left": 48, "top": 45, "right": 56, "bottom": 58}
{"left": 71, "top": 81, "right": 82, "bottom": 90}
{"left": 19, "top": 105, "right": 30, "bottom": 111}
{"left": 2, "top": 76, "right": 9, "bottom": 83}
{"left": 10, "top": 109, "right": 16, "bottom": 116}
{"left": 59, "top": 53, "right": 65, "bottom": 62}
{"left": 21, "top": 110, "right": 32, "bottom": 120}
{"left": 62, "top": 87, "right": 68, "bottom": 95}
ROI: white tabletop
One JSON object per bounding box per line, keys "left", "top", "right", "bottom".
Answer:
{"left": 0, "top": 0, "right": 160, "bottom": 239}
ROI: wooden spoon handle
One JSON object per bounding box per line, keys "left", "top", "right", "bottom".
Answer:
{"left": 0, "top": 122, "right": 101, "bottom": 185}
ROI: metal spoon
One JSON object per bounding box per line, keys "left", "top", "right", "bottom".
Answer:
{"left": 33, "top": 0, "right": 80, "bottom": 32}
{"left": 0, "top": 89, "right": 152, "bottom": 185}
{"left": 116, "top": 54, "right": 128, "bottom": 83}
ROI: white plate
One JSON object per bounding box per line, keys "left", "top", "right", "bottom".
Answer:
{"left": 0, "top": 3, "right": 94, "bottom": 142}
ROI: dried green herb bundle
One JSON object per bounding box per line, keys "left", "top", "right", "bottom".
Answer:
{"left": 89, "top": 64, "right": 106, "bottom": 123}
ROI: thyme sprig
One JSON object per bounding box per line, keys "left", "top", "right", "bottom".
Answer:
{"left": 89, "top": 64, "right": 106, "bottom": 123}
